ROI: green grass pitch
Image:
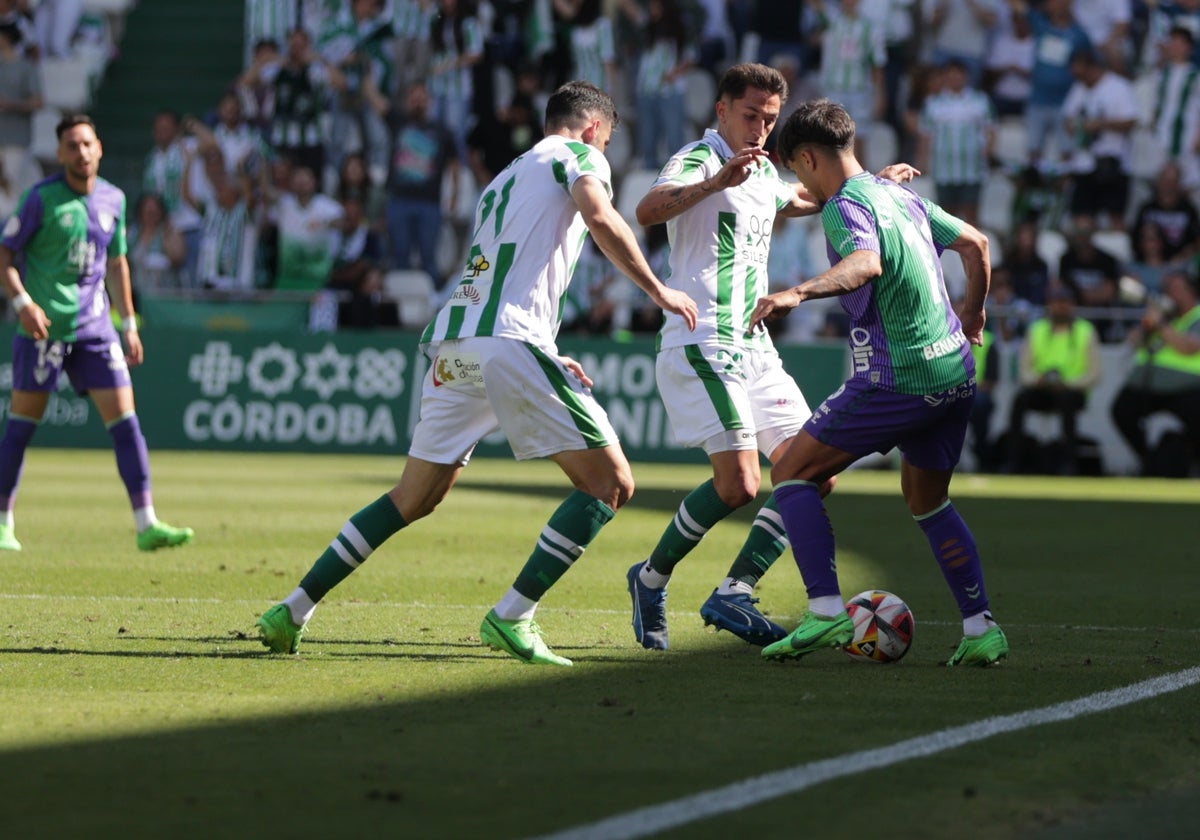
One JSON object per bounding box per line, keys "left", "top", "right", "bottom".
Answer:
{"left": 0, "top": 450, "right": 1198, "bottom": 838}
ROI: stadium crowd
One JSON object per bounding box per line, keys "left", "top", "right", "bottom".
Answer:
{"left": 2, "top": 0, "right": 1199, "bottom": 475}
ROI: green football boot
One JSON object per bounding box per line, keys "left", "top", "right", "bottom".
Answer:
{"left": 0, "top": 524, "right": 21, "bottom": 551}
{"left": 947, "top": 625, "right": 1009, "bottom": 667}
{"left": 762, "top": 610, "right": 855, "bottom": 661}
{"left": 257, "top": 603, "right": 306, "bottom": 654}
{"left": 480, "top": 610, "right": 573, "bottom": 666}
{"left": 137, "top": 521, "right": 195, "bottom": 552}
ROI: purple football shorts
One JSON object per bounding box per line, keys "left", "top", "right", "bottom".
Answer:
{"left": 11, "top": 334, "right": 131, "bottom": 395}
{"left": 804, "top": 377, "right": 975, "bottom": 471}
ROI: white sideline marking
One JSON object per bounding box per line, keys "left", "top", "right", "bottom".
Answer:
{"left": 528, "top": 667, "right": 1200, "bottom": 840}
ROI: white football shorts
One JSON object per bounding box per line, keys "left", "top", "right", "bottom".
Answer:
{"left": 409, "top": 336, "right": 619, "bottom": 464}
{"left": 655, "top": 342, "right": 811, "bottom": 458}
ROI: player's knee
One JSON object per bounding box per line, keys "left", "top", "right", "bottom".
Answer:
{"left": 713, "top": 474, "right": 758, "bottom": 508}
{"left": 579, "top": 470, "right": 635, "bottom": 511}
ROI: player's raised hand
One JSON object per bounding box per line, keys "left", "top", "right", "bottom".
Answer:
{"left": 750, "top": 289, "right": 801, "bottom": 332}
{"left": 17, "top": 300, "right": 49, "bottom": 340}
{"left": 653, "top": 287, "right": 699, "bottom": 330}
{"left": 558, "top": 355, "right": 593, "bottom": 389}
{"left": 877, "top": 162, "right": 921, "bottom": 185}
{"left": 710, "top": 147, "right": 768, "bottom": 191}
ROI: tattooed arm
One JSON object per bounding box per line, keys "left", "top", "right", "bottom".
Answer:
{"left": 635, "top": 147, "right": 768, "bottom": 226}
{"left": 750, "top": 250, "right": 882, "bottom": 330}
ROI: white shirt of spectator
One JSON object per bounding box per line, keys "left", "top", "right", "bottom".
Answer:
{"left": 1061, "top": 69, "right": 1140, "bottom": 175}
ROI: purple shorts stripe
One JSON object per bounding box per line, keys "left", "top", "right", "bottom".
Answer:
{"left": 11, "top": 333, "right": 131, "bottom": 395}
{"left": 805, "top": 377, "right": 975, "bottom": 471}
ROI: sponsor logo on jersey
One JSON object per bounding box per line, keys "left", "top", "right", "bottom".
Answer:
{"left": 922, "top": 330, "right": 965, "bottom": 361}
{"left": 850, "top": 327, "right": 874, "bottom": 373}
{"left": 432, "top": 352, "right": 483, "bottom": 388}
{"left": 98, "top": 212, "right": 115, "bottom": 233}
{"left": 60, "top": 212, "right": 74, "bottom": 230}
{"left": 660, "top": 157, "right": 684, "bottom": 179}
{"left": 450, "top": 284, "right": 482, "bottom": 304}
{"left": 464, "top": 254, "right": 490, "bottom": 279}
{"left": 2, "top": 215, "right": 18, "bottom": 238}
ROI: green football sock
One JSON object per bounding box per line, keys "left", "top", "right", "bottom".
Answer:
{"left": 726, "top": 493, "right": 790, "bottom": 586}
{"left": 512, "top": 490, "right": 616, "bottom": 601}
{"left": 648, "top": 479, "right": 736, "bottom": 576}
{"left": 299, "top": 494, "right": 407, "bottom": 602}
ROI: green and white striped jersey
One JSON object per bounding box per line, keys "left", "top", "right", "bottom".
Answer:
{"left": 420, "top": 135, "right": 613, "bottom": 353}
{"left": 818, "top": 10, "right": 885, "bottom": 95}
{"left": 653, "top": 129, "right": 795, "bottom": 351}
{"left": 570, "top": 17, "right": 616, "bottom": 89}
{"left": 920, "top": 88, "right": 995, "bottom": 186}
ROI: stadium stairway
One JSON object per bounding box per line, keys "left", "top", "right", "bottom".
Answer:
{"left": 87, "top": 0, "right": 244, "bottom": 198}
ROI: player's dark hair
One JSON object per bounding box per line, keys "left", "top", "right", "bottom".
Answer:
{"left": 545, "top": 80, "right": 619, "bottom": 131}
{"left": 718, "top": 63, "right": 789, "bottom": 105}
{"left": 777, "top": 98, "right": 855, "bottom": 164}
{"left": 56, "top": 113, "right": 98, "bottom": 140}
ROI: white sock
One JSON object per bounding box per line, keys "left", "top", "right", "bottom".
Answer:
{"left": 2, "top": 509, "right": 13, "bottom": 528}
{"left": 134, "top": 506, "right": 157, "bottom": 533}
{"left": 639, "top": 561, "right": 670, "bottom": 589}
{"left": 963, "top": 610, "right": 996, "bottom": 636}
{"left": 494, "top": 588, "right": 537, "bottom": 621}
{"left": 808, "top": 595, "right": 845, "bottom": 617}
{"left": 716, "top": 577, "right": 752, "bottom": 596}
{"left": 283, "top": 587, "right": 318, "bottom": 625}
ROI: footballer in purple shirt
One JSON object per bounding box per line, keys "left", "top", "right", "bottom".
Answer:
{"left": 0, "top": 113, "right": 192, "bottom": 552}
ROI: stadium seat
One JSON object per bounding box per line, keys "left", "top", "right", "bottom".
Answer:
{"left": 605, "top": 125, "right": 632, "bottom": 173}
{"left": 992, "top": 117, "right": 1029, "bottom": 170}
{"left": 616, "top": 167, "right": 660, "bottom": 227}
{"left": 435, "top": 219, "right": 461, "bottom": 280}
{"left": 31, "top": 107, "right": 60, "bottom": 164}
{"left": 979, "top": 171, "right": 1015, "bottom": 235}
{"left": 444, "top": 166, "right": 478, "bottom": 223}
{"left": 1129, "top": 127, "right": 1167, "bottom": 180}
{"left": 1091, "top": 229, "right": 1133, "bottom": 264}
{"left": 1035, "top": 229, "right": 1068, "bottom": 277}
{"left": 683, "top": 68, "right": 716, "bottom": 130}
{"left": 39, "top": 57, "right": 91, "bottom": 111}
{"left": 863, "top": 121, "right": 898, "bottom": 175}
{"left": 383, "top": 269, "right": 436, "bottom": 328}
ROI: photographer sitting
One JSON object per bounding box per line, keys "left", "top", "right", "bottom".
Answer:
{"left": 1111, "top": 269, "right": 1200, "bottom": 476}
{"left": 1006, "top": 286, "right": 1102, "bottom": 474}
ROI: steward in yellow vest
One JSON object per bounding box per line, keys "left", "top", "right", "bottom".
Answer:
{"left": 1006, "top": 286, "right": 1101, "bottom": 474}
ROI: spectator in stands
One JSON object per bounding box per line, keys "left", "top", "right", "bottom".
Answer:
{"left": 1060, "top": 48, "right": 1138, "bottom": 232}
{"left": 746, "top": 0, "right": 807, "bottom": 71}
{"left": 1071, "top": 0, "right": 1132, "bottom": 76}
{"left": 1006, "top": 285, "right": 1102, "bottom": 474}
{"left": 317, "top": 0, "right": 395, "bottom": 174}
{"left": 811, "top": 0, "right": 886, "bottom": 164}
{"left": 987, "top": 264, "right": 1030, "bottom": 341}
{"left": 694, "top": 0, "right": 732, "bottom": 79}
{"left": 1059, "top": 216, "right": 1126, "bottom": 342}
{"left": 182, "top": 145, "right": 256, "bottom": 291}
{"left": 191, "top": 91, "right": 274, "bottom": 183}
{"left": 1125, "top": 220, "right": 1178, "bottom": 295}
{"left": 127, "top": 192, "right": 186, "bottom": 292}
{"left": 237, "top": 38, "right": 281, "bottom": 138}
{"left": 862, "top": 0, "right": 917, "bottom": 157}
{"left": 918, "top": 58, "right": 995, "bottom": 227}
{"left": 329, "top": 194, "right": 394, "bottom": 328}
{"left": 969, "top": 323, "right": 1001, "bottom": 471}
{"left": 427, "top": 0, "right": 484, "bottom": 165}
{"left": 926, "top": 0, "right": 1006, "bottom": 86}
{"left": 1020, "top": 0, "right": 1092, "bottom": 167}
{"left": 466, "top": 71, "right": 542, "bottom": 186}
{"left": 554, "top": 0, "right": 617, "bottom": 91}
{"left": 391, "top": 0, "right": 437, "bottom": 92}
{"left": 0, "top": 0, "right": 36, "bottom": 58}
{"left": 1005, "top": 219, "right": 1051, "bottom": 306}
{"left": 272, "top": 164, "right": 345, "bottom": 291}
{"left": 244, "top": 0, "right": 297, "bottom": 68}
{"left": 142, "top": 110, "right": 203, "bottom": 286}
{"left": 985, "top": 7, "right": 1034, "bottom": 117}
{"left": 1141, "top": 0, "right": 1200, "bottom": 72}
{"left": 1147, "top": 27, "right": 1200, "bottom": 188}
{"left": 0, "top": 21, "right": 41, "bottom": 194}
{"left": 1131, "top": 161, "right": 1200, "bottom": 264}
{"left": 32, "top": 0, "right": 82, "bottom": 59}
{"left": 364, "top": 77, "right": 459, "bottom": 289}
{"left": 633, "top": 0, "right": 692, "bottom": 170}
{"left": 335, "top": 150, "right": 385, "bottom": 229}
{"left": 1111, "top": 268, "right": 1200, "bottom": 475}
{"left": 254, "top": 26, "right": 346, "bottom": 180}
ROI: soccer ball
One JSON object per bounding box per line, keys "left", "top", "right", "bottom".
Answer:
{"left": 843, "top": 590, "right": 914, "bottom": 663}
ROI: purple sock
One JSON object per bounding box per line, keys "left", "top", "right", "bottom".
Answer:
{"left": 0, "top": 417, "right": 37, "bottom": 512}
{"left": 108, "top": 414, "right": 152, "bottom": 509}
{"left": 916, "top": 501, "right": 990, "bottom": 618}
{"left": 774, "top": 481, "right": 841, "bottom": 599}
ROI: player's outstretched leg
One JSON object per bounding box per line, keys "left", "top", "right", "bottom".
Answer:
{"left": 914, "top": 501, "right": 1008, "bottom": 667}
{"left": 701, "top": 495, "right": 790, "bottom": 645}
{"left": 631, "top": 479, "right": 737, "bottom": 649}
{"left": 258, "top": 494, "right": 408, "bottom": 654}
{"left": 480, "top": 490, "right": 614, "bottom": 666}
